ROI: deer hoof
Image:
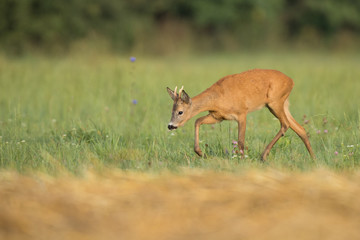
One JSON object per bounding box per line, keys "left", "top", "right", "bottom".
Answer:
{"left": 194, "top": 148, "right": 203, "bottom": 157}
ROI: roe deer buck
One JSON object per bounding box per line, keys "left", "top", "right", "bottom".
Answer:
{"left": 167, "top": 69, "right": 315, "bottom": 161}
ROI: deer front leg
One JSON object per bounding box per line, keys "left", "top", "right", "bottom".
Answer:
{"left": 194, "top": 114, "right": 220, "bottom": 157}
{"left": 237, "top": 114, "right": 247, "bottom": 156}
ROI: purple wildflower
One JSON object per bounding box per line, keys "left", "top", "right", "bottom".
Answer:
{"left": 334, "top": 151, "right": 338, "bottom": 156}
{"left": 232, "top": 140, "right": 238, "bottom": 146}
{"left": 324, "top": 129, "right": 328, "bottom": 133}
{"left": 130, "top": 56, "right": 136, "bottom": 62}
{"left": 132, "top": 99, "right": 138, "bottom": 105}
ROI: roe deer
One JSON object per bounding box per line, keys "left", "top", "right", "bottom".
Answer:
{"left": 166, "top": 69, "right": 315, "bottom": 161}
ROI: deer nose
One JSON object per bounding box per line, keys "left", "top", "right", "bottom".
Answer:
{"left": 168, "top": 124, "right": 177, "bottom": 130}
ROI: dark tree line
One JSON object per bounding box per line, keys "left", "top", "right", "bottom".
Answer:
{"left": 1, "top": 0, "right": 359, "bottom": 54}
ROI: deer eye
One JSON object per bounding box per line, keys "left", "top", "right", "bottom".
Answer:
{"left": 178, "top": 111, "right": 183, "bottom": 115}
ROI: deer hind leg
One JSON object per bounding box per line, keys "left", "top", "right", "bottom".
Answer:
{"left": 194, "top": 114, "right": 221, "bottom": 157}
{"left": 261, "top": 100, "right": 290, "bottom": 161}
{"left": 284, "top": 100, "right": 316, "bottom": 159}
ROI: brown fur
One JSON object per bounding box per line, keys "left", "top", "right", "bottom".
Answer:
{"left": 167, "top": 69, "right": 315, "bottom": 160}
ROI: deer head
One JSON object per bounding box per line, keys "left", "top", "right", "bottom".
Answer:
{"left": 166, "top": 86, "right": 192, "bottom": 130}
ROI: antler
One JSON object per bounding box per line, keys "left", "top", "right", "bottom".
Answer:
{"left": 179, "top": 86, "right": 184, "bottom": 96}
{"left": 174, "top": 86, "right": 178, "bottom": 97}
{"left": 173, "top": 86, "right": 184, "bottom": 98}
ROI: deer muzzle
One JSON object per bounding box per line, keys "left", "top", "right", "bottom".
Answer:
{"left": 168, "top": 124, "right": 177, "bottom": 130}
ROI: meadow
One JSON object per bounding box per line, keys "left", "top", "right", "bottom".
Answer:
{"left": 0, "top": 52, "right": 359, "bottom": 174}
{"left": 0, "top": 51, "right": 359, "bottom": 239}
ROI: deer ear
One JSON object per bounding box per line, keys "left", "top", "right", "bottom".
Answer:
{"left": 166, "top": 87, "right": 176, "bottom": 101}
{"left": 180, "top": 90, "right": 191, "bottom": 104}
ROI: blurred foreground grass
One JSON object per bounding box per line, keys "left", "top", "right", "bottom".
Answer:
{"left": 0, "top": 52, "right": 359, "bottom": 174}
{"left": 1, "top": 169, "right": 360, "bottom": 240}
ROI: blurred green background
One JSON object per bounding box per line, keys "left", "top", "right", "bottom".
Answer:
{"left": 1, "top": 0, "right": 360, "bottom": 55}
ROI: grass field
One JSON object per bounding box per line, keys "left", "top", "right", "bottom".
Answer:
{"left": 0, "top": 52, "right": 359, "bottom": 174}
{"left": 0, "top": 52, "right": 359, "bottom": 239}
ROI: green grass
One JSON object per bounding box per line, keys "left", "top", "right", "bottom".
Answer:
{"left": 0, "top": 52, "right": 359, "bottom": 175}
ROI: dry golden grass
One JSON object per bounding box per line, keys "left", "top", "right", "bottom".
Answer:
{"left": 1, "top": 169, "right": 360, "bottom": 240}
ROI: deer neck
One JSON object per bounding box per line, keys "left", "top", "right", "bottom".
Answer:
{"left": 189, "top": 91, "right": 215, "bottom": 118}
